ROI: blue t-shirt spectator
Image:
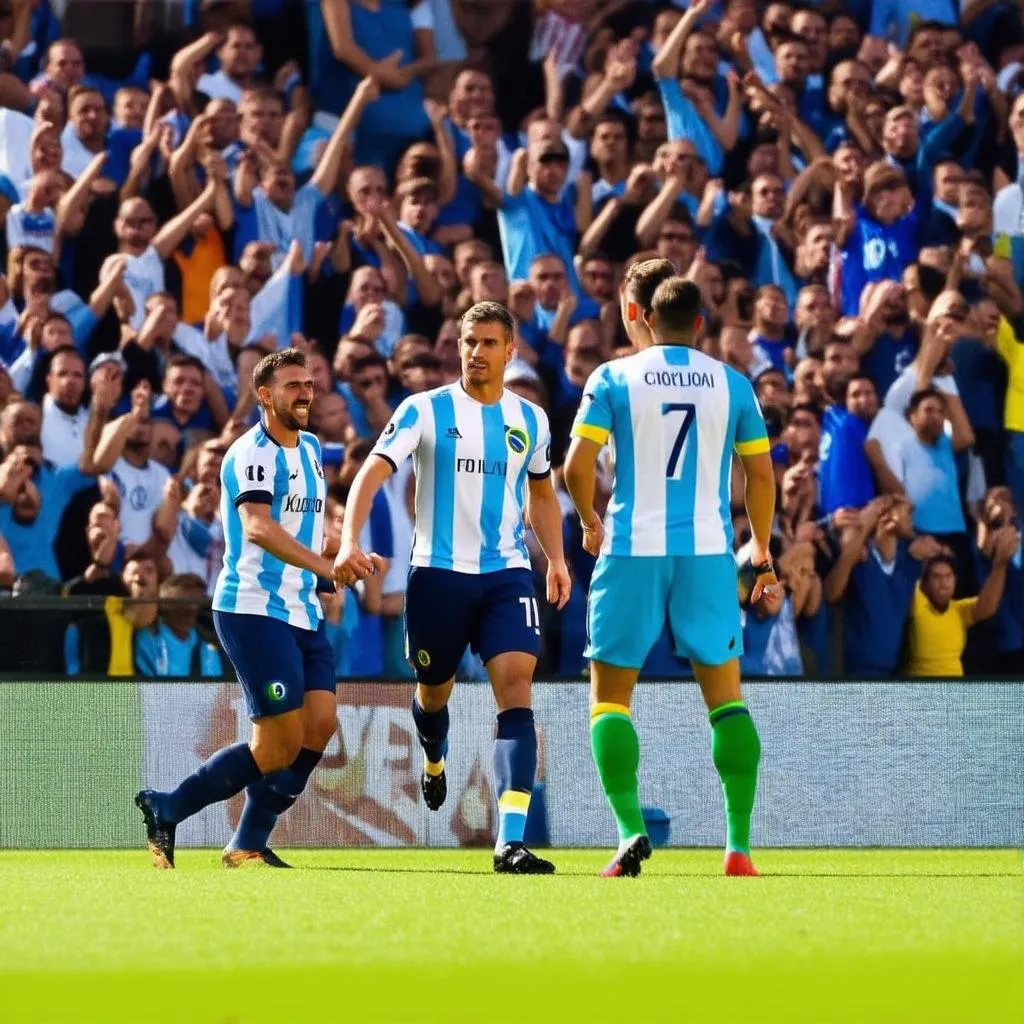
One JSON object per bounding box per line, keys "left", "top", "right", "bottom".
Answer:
{"left": 135, "top": 624, "right": 223, "bottom": 677}
{"left": 819, "top": 406, "right": 876, "bottom": 513}
{"left": 498, "top": 185, "right": 581, "bottom": 296}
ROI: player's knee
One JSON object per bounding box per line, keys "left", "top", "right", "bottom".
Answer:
{"left": 251, "top": 719, "right": 305, "bottom": 773}
{"left": 492, "top": 675, "right": 532, "bottom": 712}
{"left": 301, "top": 708, "right": 337, "bottom": 751}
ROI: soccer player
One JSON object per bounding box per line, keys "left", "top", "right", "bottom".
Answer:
{"left": 336, "top": 301, "right": 572, "bottom": 874}
{"left": 135, "top": 349, "right": 377, "bottom": 868}
{"left": 564, "top": 270, "right": 780, "bottom": 878}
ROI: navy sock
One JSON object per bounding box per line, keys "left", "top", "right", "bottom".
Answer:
{"left": 160, "top": 743, "right": 262, "bottom": 825}
{"left": 228, "top": 747, "right": 323, "bottom": 852}
{"left": 493, "top": 707, "right": 537, "bottom": 848}
{"left": 411, "top": 697, "right": 450, "bottom": 765}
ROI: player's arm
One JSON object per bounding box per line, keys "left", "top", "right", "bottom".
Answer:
{"left": 526, "top": 429, "right": 571, "bottom": 609}
{"left": 239, "top": 503, "right": 336, "bottom": 579}
{"left": 733, "top": 372, "right": 778, "bottom": 601}
{"left": 336, "top": 398, "right": 422, "bottom": 584}
{"left": 564, "top": 366, "right": 613, "bottom": 555}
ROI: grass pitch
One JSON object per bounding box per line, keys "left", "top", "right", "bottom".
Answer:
{"left": 0, "top": 849, "right": 1020, "bottom": 1023}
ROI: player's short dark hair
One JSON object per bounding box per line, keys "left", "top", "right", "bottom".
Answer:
{"left": 460, "top": 301, "right": 514, "bottom": 343}
{"left": 650, "top": 277, "right": 704, "bottom": 337}
{"left": 252, "top": 348, "right": 307, "bottom": 390}
{"left": 165, "top": 354, "right": 205, "bottom": 377}
{"left": 845, "top": 374, "right": 877, "bottom": 395}
{"left": 623, "top": 257, "right": 676, "bottom": 313}
{"left": 907, "top": 387, "right": 943, "bottom": 415}
{"left": 46, "top": 343, "right": 81, "bottom": 364}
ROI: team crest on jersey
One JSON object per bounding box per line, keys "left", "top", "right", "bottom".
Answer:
{"left": 266, "top": 681, "right": 287, "bottom": 702}
{"left": 505, "top": 426, "right": 529, "bottom": 455}
{"left": 383, "top": 421, "right": 397, "bottom": 439}
{"left": 416, "top": 649, "right": 431, "bottom": 668}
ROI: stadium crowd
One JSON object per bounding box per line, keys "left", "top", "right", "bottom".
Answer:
{"left": 0, "top": 0, "right": 1022, "bottom": 679}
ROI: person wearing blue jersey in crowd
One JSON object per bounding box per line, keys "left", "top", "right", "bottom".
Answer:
{"left": 498, "top": 137, "right": 591, "bottom": 295}
{"left": 134, "top": 349, "right": 382, "bottom": 870}
{"left": 337, "top": 301, "right": 572, "bottom": 874}
{"left": 837, "top": 162, "right": 922, "bottom": 317}
{"left": 818, "top": 375, "right": 879, "bottom": 515}
{"left": 564, "top": 264, "right": 777, "bottom": 880}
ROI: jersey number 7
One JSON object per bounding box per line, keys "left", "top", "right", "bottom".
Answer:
{"left": 662, "top": 402, "right": 696, "bottom": 479}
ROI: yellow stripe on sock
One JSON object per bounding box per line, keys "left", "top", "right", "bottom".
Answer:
{"left": 424, "top": 757, "right": 445, "bottom": 777}
{"left": 591, "top": 702, "right": 631, "bottom": 720}
{"left": 498, "top": 790, "right": 531, "bottom": 814}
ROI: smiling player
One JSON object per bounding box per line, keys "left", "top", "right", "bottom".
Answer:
{"left": 135, "top": 349, "right": 375, "bottom": 869}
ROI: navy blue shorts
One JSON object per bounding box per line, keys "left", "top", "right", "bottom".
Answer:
{"left": 213, "top": 611, "right": 336, "bottom": 719}
{"left": 404, "top": 567, "right": 541, "bottom": 685}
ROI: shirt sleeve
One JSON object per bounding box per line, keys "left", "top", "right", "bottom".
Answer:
{"left": 571, "top": 365, "right": 614, "bottom": 446}
{"left": 133, "top": 631, "right": 157, "bottom": 677}
{"left": 371, "top": 397, "right": 423, "bottom": 471}
{"left": 225, "top": 439, "right": 278, "bottom": 507}
{"left": 732, "top": 372, "right": 770, "bottom": 455}
{"left": 528, "top": 406, "right": 552, "bottom": 479}
{"left": 955, "top": 597, "right": 978, "bottom": 626}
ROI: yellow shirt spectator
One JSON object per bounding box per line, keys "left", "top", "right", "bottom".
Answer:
{"left": 995, "top": 316, "right": 1024, "bottom": 432}
{"left": 905, "top": 584, "right": 976, "bottom": 677}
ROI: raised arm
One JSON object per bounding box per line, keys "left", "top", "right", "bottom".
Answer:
{"left": 152, "top": 180, "right": 215, "bottom": 260}
{"left": 310, "top": 76, "right": 380, "bottom": 196}
{"left": 56, "top": 152, "right": 108, "bottom": 243}
{"left": 506, "top": 148, "right": 528, "bottom": 200}
{"left": 89, "top": 255, "right": 130, "bottom": 320}
{"left": 120, "top": 126, "right": 162, "bottom": 203}
{"left": 426, "top": 99, "right": 458, "bottom": 207}
{"left": 969, "top": 527, "right": 1016, "bottom": 624}
{"left": 377, "top": 202, "right": 442, "bottom": 306}
{"left": 321, "top": 0, "right": 422, "bottom": 90}
{"left": 652, "top": 0, "right": 713, "bottom": 80}
{"left": 636, "top": 170, "right": 683, "bottom": 248}
{"left": 83, "top": 387, "right": 150, "bottom": 475}
{"left": 575, "top": 170, "right": 593, "bottom": 235}
{"left": 201, "top": 151, "right": 234, "bottom": 232}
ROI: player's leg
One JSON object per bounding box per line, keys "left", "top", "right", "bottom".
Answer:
{"left": 477, "top": 569, "right": 551, "bottom": 874}
{"left": 586, "top": 555, "right": 668, "bottom": 877}
{"left": 224, "top": 622, "right": 339, "bottom": 866}
{"left": 405, "top": 567, "right": 472, "bottom": 810}
{"left": 672, "top": 555, "right": 761, "bottom": 877}
{"left": 135, "top": 612, "right": 305, "bottom": 868}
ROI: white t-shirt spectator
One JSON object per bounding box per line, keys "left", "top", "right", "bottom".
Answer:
{"left": 108, "top": 456, "right": 171, "bottom": 546}
{"left": 173, "top": 323, "right": 238, "bottom": 396}
{"left": 166, "top": 512, "right": 225, "bottom": 595}
{"left": 123, "top": 246, "right": 166, "bottom": 331}
{"left": 40, "top": 395, "right": 88, "bottom": 468}
{"left": 884, "top": 365, "right": 959, "bottom": 416}
{"left": 6, "top": 203, "right": 56, "bottom": 253}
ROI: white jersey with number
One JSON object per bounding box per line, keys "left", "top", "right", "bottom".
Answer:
{"left": 213, "top": 423, "right": 327, "bottom": 630}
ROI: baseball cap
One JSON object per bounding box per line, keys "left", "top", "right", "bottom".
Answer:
{"left": 89, "top": 352, "right": 127, "bottom": 375}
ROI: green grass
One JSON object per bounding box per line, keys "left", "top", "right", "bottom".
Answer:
{"left": 0, "top": 849, "right": 1021, "bottom": 1023}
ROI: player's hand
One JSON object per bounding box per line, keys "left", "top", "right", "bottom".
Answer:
{"left": 545, "top": 558, "right": 572, "bottom": 611}
{"left": 333, "top": 540, "right": 384, "bottom": 587}
{"left": 580, "top": 515, "right": 604, "bottom": 557}
{"left": 750, "top": 564, "right": 781, "bottom": 606}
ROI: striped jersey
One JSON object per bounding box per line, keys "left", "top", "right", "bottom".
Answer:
{"left": 371, "top": 383, "right": 551, "bottom": 574}
{"left": 572, "top": 346, "right": 768, "bottom": 557}
{"left": 213, "top": 423, "right": 327, "bottom": 630}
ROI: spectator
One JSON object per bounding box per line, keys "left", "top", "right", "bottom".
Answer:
{"left": 134, "top": 572, "right": 223, "bottom": 678}
{"left": 818, "top": 374, "right": 878, "bottom": 515}
{"left": 39, "top": 344, "right": 88, "bottom": 468}
{"left": 905, "top": 530, "right": 1017, "bottom": 677}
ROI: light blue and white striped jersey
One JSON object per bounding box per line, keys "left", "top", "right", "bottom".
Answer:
{"left": 371, "top": 383, "right": 552, "bottom": 574}
{"left": 213, "top": 423, "right": 327, "bottom": 630}
{"left": 572, "top": 346, "right": 769, "bottom": 557}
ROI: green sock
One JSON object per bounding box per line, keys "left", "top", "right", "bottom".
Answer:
{"left": 590, "top": 703, "right": 647, "bottom": 844}
{"left": 709, "top": 701, "right": 761, "bottom": 854}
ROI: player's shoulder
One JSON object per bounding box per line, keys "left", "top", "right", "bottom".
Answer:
{"left": 226, "top": 422, "right": 270, "bottom": 458}
{"left": 298, "top": 429, "right": 322, "bottom": 457}
{"left": 503, "top": 387, "right": 548, "bottom": 423}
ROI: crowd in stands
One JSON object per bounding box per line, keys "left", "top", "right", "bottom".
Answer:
{"left": 0, "top": 0, "right": 1022, "bottom": 680}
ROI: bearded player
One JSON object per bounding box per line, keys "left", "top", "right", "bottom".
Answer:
{"left": 564, "top": 267, "right": 779, "bottom": 878}
{"left": 135, "top": 348, "right": 380, "bottom": 868}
